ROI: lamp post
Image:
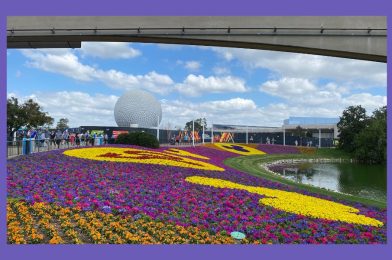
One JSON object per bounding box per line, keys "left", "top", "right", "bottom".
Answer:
{"left": 202, "top": 124, "right": 205, "bottom": 144}
{"left": 192, "top": 119, "right": 195, "bottom": 147}
{"left": 211, "top": 122, "right": 214, "bottom": 144}
{"left": 318, "top": 128, "right": 321, "bottom": 148}
{"left": 246, "top": 125, "right": 248, "bottom": 144}
{"left": 157, "top": 116, "right": 160, "bottom": 142}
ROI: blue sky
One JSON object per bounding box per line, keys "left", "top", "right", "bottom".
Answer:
{"left": 7, "top": 42, "right": 387, "bottom": 128}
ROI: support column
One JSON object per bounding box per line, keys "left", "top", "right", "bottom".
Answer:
{"left": 157, "top": 116, "right": 160, "bottom": 142}
{"left": 246, "top": 126, "right": 248, "bottom": 144}
{"left": 283, "top": 128, "right": 286, "bottom": 146}
{"left": 211, "top": 123, "right": 214, "bottom": 144}
{"left": 319, "top": 128, "right": 321, "bottom": 148}
{"left": 192, "top": 119, "right": 195, "bottom": 147}
{"left": 202, "top": 124, "right": 205, "bottom": 144}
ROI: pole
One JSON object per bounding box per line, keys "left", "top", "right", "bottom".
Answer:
{"left": 211, "top": 122, "right": 214, "bottom": 143}
{"left": 246, "top": 126, "right": 248, "bottom": 144}
{"left": 192, "top": 119, "right": 195, "bottom": 147}
{"left": 202, "top": 124, "right": 205, "bottom": 144}
{"left": 157, "top": 116, "right": 160, "bottom": 142}
{"left": 283, "top": 128, "right": 286, "bottom": 146}
{"left": 318, "top": 128, "right": 321, "bottom": 148}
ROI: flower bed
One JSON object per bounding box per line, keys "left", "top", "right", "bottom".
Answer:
{"left": 297, "top": 146, "right": 317, "bottom": 155}
{"left": 7, "top": 145, "right": 387, "bottom": 244}
{"left": 257, "top": 144, "right": 300, "bottom": 154}
{"left": 213, "top": 143, "right": 266, "bottom": 156}
{"left": 63, "top": 147, "right": 224, "bottom": 171}
{"left": 7, "top": 200, "right": 234, "bottom": 244}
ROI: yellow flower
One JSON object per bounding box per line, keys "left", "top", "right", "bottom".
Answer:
{"left": 49, "top": 235, "right": 64, "bottom": 244}
{"left": 213, "top": 143, "right": 266, "bottom": 156}
{"left": 185, "top": 176, "right": 383, "bottom": 227}
{"left": 164, "top": 148, "right": 210, "bottom": 160}
{"left": 64, "top": 147, "right": 224, "bottom": 171}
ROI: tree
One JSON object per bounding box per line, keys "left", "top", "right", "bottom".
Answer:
{"left": 184, "top": 118, "right": 207, "bottom": 132}
{"left": 337, "top": 105, "right": 368, "bottom": 152}
{"left": 305, "top": 130, "right": 313, "bottom": 138}
{"left": 7, "top": 97, "right": 54, "bottom": 138}
{"left": 293, "top": 125, "right": 306, "bottom": 145}
{"left": 56, "top": 118, "right": 69, "bottom": 130}
{"left": 353, "top": 106, "right": 386, "bottom": 164}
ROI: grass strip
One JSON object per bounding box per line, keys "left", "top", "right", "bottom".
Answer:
{"left": 224, "top": 149, "right": 386, "bottom": 209}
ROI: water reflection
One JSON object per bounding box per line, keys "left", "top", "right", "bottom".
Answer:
{"left": 272, "top": 163, "right": 386, "bottom": 202}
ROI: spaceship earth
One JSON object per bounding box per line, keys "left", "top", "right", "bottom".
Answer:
{"left": 114, "top": 89, "right": 162, "bottom": 128}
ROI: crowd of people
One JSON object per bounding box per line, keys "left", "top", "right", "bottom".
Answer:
{"left": 12, "top": 128, "right": 111, "bottom": 149}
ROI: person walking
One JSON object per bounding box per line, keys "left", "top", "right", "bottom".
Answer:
{"left": 63, "top": 130, "right": 69, "bottom": 148}
{"left": 85, "top": 132, "right": 90, "bottom": 146}
{"left": 104, "top": 133, "right": 108, "bottom": 145}
{"left": 55, "top": 130, "right": 62, "bottom": 149}
{"left": 39, "top": 131, "right": 46, "bottom": 148}
{"left": 91, "top": 133, "right": 96, "bottom": 146}
{"left": 75, "top": 133, "right": 81, "bottom": 147}
{"left": 50, "top": 131, "right": 55, "bottom": 147}
{"left": 80, "top": 132, "right": 85, "bottom": 146}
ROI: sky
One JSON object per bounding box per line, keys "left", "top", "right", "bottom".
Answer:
{"left": 6, "top": 42, "right": 387, "bottom": 129}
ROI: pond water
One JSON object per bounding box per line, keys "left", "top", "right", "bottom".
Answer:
{"left": 268, "top": 163, "right": 387, "bottom": 202}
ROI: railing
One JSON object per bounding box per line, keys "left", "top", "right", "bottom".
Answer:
{"left": 7, "top": 137, "right": 106, "bottom": 159}
{"left": 7, "top": 137, "right": 205, "bottom": 159}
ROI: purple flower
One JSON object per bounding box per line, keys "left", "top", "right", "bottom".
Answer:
{"left": 6, "top": 144, "right": 387, "bottom": 244}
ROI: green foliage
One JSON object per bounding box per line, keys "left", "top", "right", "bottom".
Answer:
{"left": 293, "top": 126, "right": 307, "bottom": 146}
{"left": 337, "top": 105, "right": 368, "bottom": 152}
{"left": 56, "top": 118, "right": 69, "bottom": 130}
{"left": 337, "top": 105, "right": 386, "bottom": 164}
{"left": 137, "top": 132, "right": 160, "bottom": 148}
{"left": 115, "top": 132, "right": 159, "bottom": 148}
{"left": 184, "top": 118, "right": 207, "bottom": 132}
{"left": 225, "top": 154, "right": 386, "bottom": 208}
{"left": 115, "top": 133, "right": 131, "bottom": 144}
{"left": 7, "top": 97, "right": 54, "bottom": 136}
{"left": 294, "top": 126, "right": 305, "bottom": 137}
{"left": 353, "top": 106, "right": 386, "bottom": 164}
{"left": 305, "top": 130, "right": 313, "bottom": 138}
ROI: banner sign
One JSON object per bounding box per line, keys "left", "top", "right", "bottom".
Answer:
{"left": 91, "top": 130, "right": 104, "bottom": 136}
{"left": 112, "top": 130, "right": 129, "bottom": 139}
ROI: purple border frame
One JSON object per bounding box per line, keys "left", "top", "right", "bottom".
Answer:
{"left": 1, "top": 1, "right": 390, "bottom": 259}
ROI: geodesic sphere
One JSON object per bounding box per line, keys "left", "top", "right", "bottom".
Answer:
{"left": 114, "top": 90, "right": 162, "bottom": 128}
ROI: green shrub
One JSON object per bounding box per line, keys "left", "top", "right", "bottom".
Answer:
{"left": 137, "top": 132, "right": 160, "bottom": 148}
{"left": 115, "top": 132, "right": 159, "bottom": 148}
{"left": 115, "top": 133, "right": 131, "bottom": 144}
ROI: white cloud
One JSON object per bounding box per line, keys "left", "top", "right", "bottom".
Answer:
{"left": 161, "top": 97, "right": 329, "bottom": 128}
{"left": 8, "top": 89, "right": 386, "bottom": 130}
{"left": 94, "top": 70, "right": 174, "bottom": 94}
{"left": 161, "top": 98, "right": 262, "bottom": 127}
{"left": 212, "top": 47, "right": 387, "bottom": 87}
{"left": 343, "top": 93, "right": 387, "bottom": 113}
{"left": 213, "top": 66, "right": 230, "bottom": 75}
{"left": 22, "top": 49, "right": 96, "bottom": 81}
{"left": 259, "top": 77, "right": 386, "bottom": 112}
{"left": 20, "top": 49, "right": 174, "bottom": 95}
{"left": 175, "top": 74, "right": 248, "bottom": 97}
{"left": 79, "top": 42, "right": 141, "bottom": 59}
{"left": 260, "top": 77, "right": 341, "bottom": 106}
{"left": 9, "top": 91, "right": 119, "bottom": 127}
{"left": 184, "top": 61, "right": 201, "bottom": 71}
{"left": 19, "top": 49, "right": 252, "bottom": 97}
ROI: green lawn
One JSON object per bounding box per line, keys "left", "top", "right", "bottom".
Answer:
{"left": 224, "top": 149, "right": 386, "bottom": 209}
